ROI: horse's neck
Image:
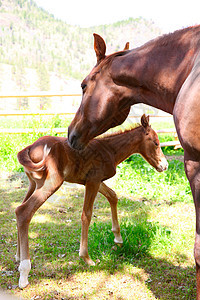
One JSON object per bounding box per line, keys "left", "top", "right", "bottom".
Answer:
{"left": 111, "top": 27, "right": 200, "bottom": 114}
{"left": 104, "top": 127, "right": 143, "bottom": 165}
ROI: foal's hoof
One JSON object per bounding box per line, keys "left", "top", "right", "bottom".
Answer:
{"left": 80, "top": 254, "right": 95, "bottom": 266}
{"left": 19, "top": 278, "right": 29, "bottom": 289}
{"left": 114, "top": 237, "right": 123, "bottom": 246}
{"left": 84, "top": 257, "right": 96, "bottom": 266}
{"left": 18, "top": 259, "right": 31, "bottom": 289}
{"left": 88, "top": 259, "right": 96, "bottom": 266}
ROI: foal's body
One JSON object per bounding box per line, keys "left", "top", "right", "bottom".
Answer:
{"left": 15, "top": 115, "right": 167, "bottom": 288}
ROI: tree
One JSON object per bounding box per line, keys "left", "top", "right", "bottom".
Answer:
{"left": 36, "top": 63, "right": 50, "bottom": 109}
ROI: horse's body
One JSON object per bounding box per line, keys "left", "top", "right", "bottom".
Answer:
{"left": 15, "top": 115, "right": 167, "bottom": 289}
{"left": 68, "top": 26, "right": 200, "bottom": 298}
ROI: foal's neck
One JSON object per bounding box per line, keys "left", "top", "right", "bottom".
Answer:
{"left": 101, "top": 126, "right": 144, "bottom": 165}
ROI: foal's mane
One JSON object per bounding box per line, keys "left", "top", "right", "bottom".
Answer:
{"left": 96, "top": 123, "right": 141, "bottom": 141}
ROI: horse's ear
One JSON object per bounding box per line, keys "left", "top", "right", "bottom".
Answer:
{"left": 141, "top": 114, "right": 150, "bottom": 130}
{"left": 123, "top": 42, "right": 129, "bottom": 51}
{"left": 93, "top": 33, "right": 106, "bottom": 64}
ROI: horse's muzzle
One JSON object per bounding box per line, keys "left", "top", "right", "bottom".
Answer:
{"left": 68, "top": 128, "right": 85, "bottom": 150}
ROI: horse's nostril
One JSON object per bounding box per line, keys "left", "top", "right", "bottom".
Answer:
{"left": 68, "top": 131, "right": 77, "bottom": 148}
{"left": 68, "top": 130, "right": 84, "bottom": 150}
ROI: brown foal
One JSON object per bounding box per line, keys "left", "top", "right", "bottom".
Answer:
{"left": 15, "top": 114, "right": 167, "bottom": 288}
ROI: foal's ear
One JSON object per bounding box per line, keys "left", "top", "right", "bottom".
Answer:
{"left": 93, "top": 33, "right": 106, "bottom": 64}
{"left": 141, "top": 114, "right": 150, "bottom": 130}
{"left": 123, "top": 42, "right": 129, "bottom": 51}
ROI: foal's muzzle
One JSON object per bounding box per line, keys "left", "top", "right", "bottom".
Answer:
{"left": 156, "top": 157, "right": 168, "bottom": 172}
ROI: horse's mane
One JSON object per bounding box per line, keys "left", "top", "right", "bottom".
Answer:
{"left": 139, "top": 25, "right": 200, "bottom": 50}
{"left": 97, "top": 49, "right": 130, "bottom": 69}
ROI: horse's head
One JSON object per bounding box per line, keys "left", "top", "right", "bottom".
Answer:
{"left": 68, "top": 34, "right": 132, "bottom": 150}
{"left": 140, "top": 114, "right": 168, "bottom": 172}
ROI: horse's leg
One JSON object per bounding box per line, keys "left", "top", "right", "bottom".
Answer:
{"left": 173, "top": 58, "right": 200, "bottom": 299}
{"left": 184, "top": 153, "right": 200, "bottom": 299}
{"left": 15, "top": 175, "right": 63, "bottom": 288}
{"left": 99, "top": 182, "right": 123, "bottom": 245}
{"left": 79, "top": 181, "right": 100, "bottom": 266}
{"left": 15, "top": 173, "right": 36, "bottom": 263}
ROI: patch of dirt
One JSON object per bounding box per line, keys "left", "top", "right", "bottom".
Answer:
{"left": 166, "top": 155, "right": 184, "bottom": 162}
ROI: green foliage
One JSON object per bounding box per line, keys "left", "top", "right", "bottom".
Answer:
{"left": 52, "top": 114, "right": 62, "bottom": 128}
{"left": 37, "top": 64, "right": 50, "bottom": 91}
{"left": 36, "top": 63, "right": 51, "bottom": 109}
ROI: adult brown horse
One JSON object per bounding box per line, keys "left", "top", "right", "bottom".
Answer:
{"left": 68, "top": 25, "right": 200, "bottom": 298}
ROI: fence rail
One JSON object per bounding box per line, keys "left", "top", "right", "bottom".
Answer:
{"left": 0, "top": 92, "right": 181, "bottom": 148}
{"left": 0, "top": 92, "right": 82, "bottom": 98}
{"left": 0, "top": 111, "right": 76, "bottom": 116}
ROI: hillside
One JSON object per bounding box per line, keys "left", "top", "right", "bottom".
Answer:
{"left": 0, "top": 0, "right": 162, "bottom": 93}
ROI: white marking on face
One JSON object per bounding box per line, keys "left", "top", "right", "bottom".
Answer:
{"left": 157, "top": 156, "right": 168, "bottom": 172}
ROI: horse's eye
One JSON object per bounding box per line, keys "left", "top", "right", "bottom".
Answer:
{"left": 154, "top": 141, "right": 159, "bottom": 146}
{"left": 81, "top": 83, "right": 87, "bottom": 92}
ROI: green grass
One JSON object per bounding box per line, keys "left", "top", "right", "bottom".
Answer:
{"left": 0, "top": 114, "right": 70, "bottom": 130}
{"left": 115, "top": 153, "right": 190, "bottom": 203}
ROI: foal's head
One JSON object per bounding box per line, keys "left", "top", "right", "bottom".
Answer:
{"left": 140, "top": 115, "right": 168, "bottom": 172}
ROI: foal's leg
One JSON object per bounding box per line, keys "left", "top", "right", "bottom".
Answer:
{"left": 15, "top": 175, "right": 63, "bottom": 288}
{"left": 99, "top": 182, "right": 123, "bottom": 245}
{"left": 79, "top": 181, "right": 100, "bottom": 266}
{"left": 15, "top": 173, "right": 36, "bottom": 263}
{"left": 23, "top": 172, "right": 37, "bottom": 203}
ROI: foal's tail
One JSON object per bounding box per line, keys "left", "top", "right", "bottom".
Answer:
{"left": 17, "top": 144, "right": 51, "bottom": 172}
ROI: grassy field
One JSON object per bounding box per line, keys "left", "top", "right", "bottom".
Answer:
{"left": 0, "top": 115, "right": 196, "bottom": 299}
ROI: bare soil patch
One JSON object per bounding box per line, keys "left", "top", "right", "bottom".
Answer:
{"left": 166, "top": 155, "right": 184, "bottom": 163}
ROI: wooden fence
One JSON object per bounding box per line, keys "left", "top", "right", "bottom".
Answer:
{"left": 0, "top": 92, "right": 181, "bottom": 148}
